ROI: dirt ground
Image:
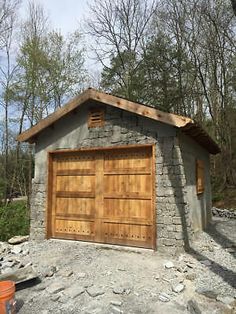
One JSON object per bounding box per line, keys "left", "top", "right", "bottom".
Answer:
{"left": 1, "top": 217, "right": 235, "bottom": 314}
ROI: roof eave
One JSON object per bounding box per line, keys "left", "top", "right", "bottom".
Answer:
{"left": 16, "top": 88, "right": 94, "bottom": 143}
{"left": 180, "top": 122, "right": 220, "bottom": 155}
{"left": 16, "top": 88, "right": 221, "bottom": 155}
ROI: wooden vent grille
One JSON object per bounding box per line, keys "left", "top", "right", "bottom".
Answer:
{"left": 88, "top": 108, "right": 104, "bottom": 128}
{"left": 196, "top": 159, "right": 204, "bottom": 194}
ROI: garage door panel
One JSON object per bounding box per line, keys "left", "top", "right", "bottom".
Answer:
{"left": 56, "top": 198, "right": 95, "bottom": 217}
{"left": 103, "top": 199, "right": 152, "bottom": 220}
{"left": 55, "top": 219, "right": 95, "bottom": 238}
{"left": 50, "top": 146, "right": 155, "bottom": 249}
{"left": 104, "top": 174, "right": 152, "bottom": 195}
{"left": 103, "top": 222, "right": 153, "bottom": 247}
{"left": 57, "top": 169, "right": 95, "bottom": 175}
{"left": 56, "top": 175, "right": 95, "bottom": 192}
{"left": 56, "top": 156, "right": 95, "bottom": 171}
{"left": 104, "top": 151, "right": 151, "bottom": 172}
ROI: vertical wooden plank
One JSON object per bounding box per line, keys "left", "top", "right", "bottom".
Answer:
{"left": 47, "top": 144, "right": 156, "bottom": 249}
{"left": 95, "top": 152, "right": 104, "bottom": 242}
{"left": 46, "top": 153, "right": 57, "bottom": 238}
{"left": 51, "top": 157, "right": 58, "bottom": 238}
{"left": 46, "top": 153, "right": 53, "bottom": 239}
{"left": 152, "top": 144, "right": 157, "bottom": 250}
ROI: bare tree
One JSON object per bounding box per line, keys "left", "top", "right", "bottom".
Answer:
{"left": 157, "top": 0, "right": 236, "bottom": 187}
{"left": 0, "top": 0, "right": 20, "bottom": 49}
{"left": 0, "top": 0, "right": 20, "bottom": 203}
{"left": 86, "top": 0, "right": 157, "bottom": 99}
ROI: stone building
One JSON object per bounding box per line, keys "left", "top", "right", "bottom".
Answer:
{"left": 17, "top": 88, "right": 220, "bottom": 251}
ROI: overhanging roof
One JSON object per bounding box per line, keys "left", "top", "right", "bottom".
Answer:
{"left": 17, "top": 88, "right": 220, "bottom": 154}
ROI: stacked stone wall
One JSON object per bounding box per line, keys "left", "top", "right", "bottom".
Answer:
{"left": 31, "top": 105, "right": 194, "bottom": 250}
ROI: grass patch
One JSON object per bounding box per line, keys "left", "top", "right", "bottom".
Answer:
{"left": 0, "top": 200, "right": 30, "bottom": 241}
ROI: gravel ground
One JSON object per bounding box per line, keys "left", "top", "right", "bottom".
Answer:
{"left": 1, "top": 217, "right": 236, "bottom": 314}
{"left": 192, "top": 218, "right": 236, "bottom": 298}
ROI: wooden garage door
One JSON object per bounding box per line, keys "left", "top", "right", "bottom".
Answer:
{"left": 48, "top": 145, "right": 155, "bottom": 249}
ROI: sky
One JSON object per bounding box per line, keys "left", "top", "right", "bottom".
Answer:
{"left": 20, "top": 0, "right": 102, "bottom": 80}
{"left": 21, "top": 0, "right": 90, "bottom": 35}
{"left": 0, "top": 1, "right": 98, "bottom": 120}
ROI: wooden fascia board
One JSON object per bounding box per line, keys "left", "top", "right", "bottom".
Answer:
{"left": 16, "top": 87, "right": 220, "bottom": 155}
{"left": 89, "top": 90, "right": 193, "bottom": 128}
{"left": 16, "top": 88, "right": 195, "bottom": 143}
{"left": 16, "top": 89, "right": 93, "bottom": 142}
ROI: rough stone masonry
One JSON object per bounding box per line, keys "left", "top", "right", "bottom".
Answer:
{"left": 30, "top": 104, "right": 211, "bottom": 251}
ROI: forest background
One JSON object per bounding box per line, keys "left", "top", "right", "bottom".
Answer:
{"left": 0, "top": 0, "right": 235, "bottom": 239}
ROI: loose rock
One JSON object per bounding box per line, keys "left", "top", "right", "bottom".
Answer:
{"left": 10, "top": 218, "right": 236, "bottom": 314}
{"left": 57, "top": 268, "right": 73, "bottom": 278}
{"left": 172, "top": 283, "right": 185, "bottom": 293}
{"left": 110, "top": 301, "right": 122, "bottom": 306}
{"left": 46, "top": 282, "right": 65, "bottom": 294}
{"left": 87, "top": 286, "right": 105, "bottom": 297}
{"left": 1, "top": 261, "right": 16, "bottom": 268}
{"left": 154, "top": 274, "right": 160, "bottom": 280}
{"left": 195, "top": 287, "right": 217, "bottom": 299}
{"left": 0, "top": 265, "right": 37, "bottom": 284}
{"left": 110, "top": 306, "right": 123, "bottom": 314}
{"left": 8, "top": 235, "right": 29, "bottom": 245}
{"left": 117, "top": 266, "right": 126, "bottom": 271}
{"left": 11, "top": 246, "right": 22, "bottom": 255}
{"left": 200, "top": 260, "right": 212, "bottom": 267}
{"left": 226, "top": 248, "right": 235, "bottom": 253}
{"left": 42, "top": 266, "right": 57, "bottom": 278}
{"left": 216, "top": 295, "right": 235, "bottom": 305}
{"left": 159, "top": 293, "right": 170, "bottom": 302}
{"left": 164, "top": 261, "right": 174, "bottom": 269}
{"left": 185, "top": 272, "right": 196, "bottom": 281}
{"left": 212, "top": 207, "right": 236, "bottom": 219}
{"left": 22, "top": 249, "right": 29, "bottom": 255}
{"left": 113, "top": 286, "right": 125, "bottom": 295}
{"left": 1, "top": 267, "right": 12, "bottom": 274}
{"left": 187, "top": 299, "right": 202, "bottom": 314}
{"left": 0, "top": 243, "right": 11, "bottom": 255}
{"left": 64, "top": 284, "right": 85, "bottom": 299}
{"left": 77, "top": 272, "right": 86, "bottom": 279}
{"left": 50, "top": 294, "right": 60, "bottom": 302}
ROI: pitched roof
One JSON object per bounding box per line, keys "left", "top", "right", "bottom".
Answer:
{"left": 17, "top": 88, "right": 220, "bottom": 154}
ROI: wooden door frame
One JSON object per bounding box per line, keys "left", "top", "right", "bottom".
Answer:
{"left": 46, "top": 143, "right": 157, "bottom": 250}
{"left": 46, "top": 152, "right": 54, "bottom": 239}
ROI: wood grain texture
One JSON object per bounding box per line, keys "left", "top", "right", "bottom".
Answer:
{"left": 196, "top": 159, "right": 205, "bottom": 194}
{"left": 88, "top": 108, "right": 105, "bottom": 128}
{"left": 91, "top": 89, "right": 191, "bottom": 127}
{"left": 48, "top": 145, "right": 155, "bottom": 249}
{"left": 17, "top": 88, "right": 191, "bottom": 142}
{"left": 17, "top": 88, "right": 220, "bottom": 155}
{"left": 46, "top": 153, "right": 53, "bottom": 239}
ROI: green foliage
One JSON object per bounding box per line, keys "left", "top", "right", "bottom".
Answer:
{"left": 0, "top": 178, "right": 5, "bottom": 200}
{"left": 212, "top": 192, "right": 224, "bottom": 203}
{"left": 0, "top": 201, "right": 29, "bottom": 241}
{"left": 11, "top": 3, "right": 86, "bottom": 126}
{"left": 101, "top": 51, "right": 143, "bottom": 102}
